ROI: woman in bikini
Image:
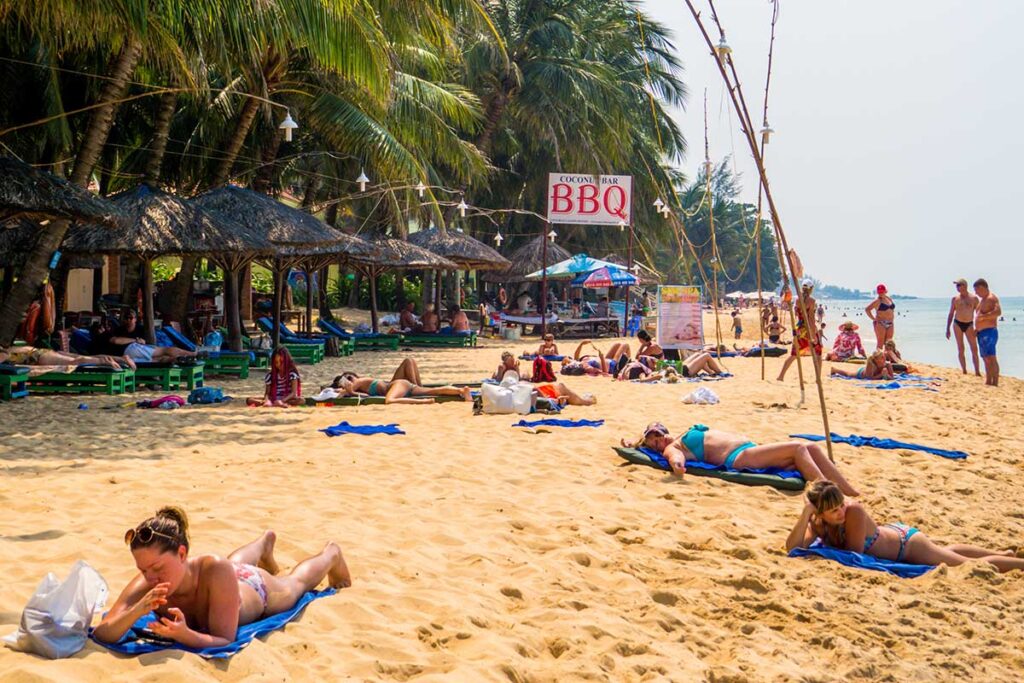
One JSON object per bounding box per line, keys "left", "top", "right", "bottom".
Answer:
{"left": 331, "top": 361, "right": 472, "bottom": 404}
{"left": 787, "top": 480, "right": 1024, "bottom": 571}
{"left": 93, "top": 507, "right": 351, "bottom": 648}
{"left": 625, "top": 422, "right": 860, "bottom": 495}
{"left": 616, "top": 351, "right": 725, "bottom": 380}
{"left": 830, "top": 349, "right": 893, "bottom": 380}
{"left": 560, "top": 340, "right": 630, "bottom": 376}
{"left": 865, "top": 283, "right": 896, "bottom": 349}
{"left": 635, "top": 329, "right": 664, "bottom": 360}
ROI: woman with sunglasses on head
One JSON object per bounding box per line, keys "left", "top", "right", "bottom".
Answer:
{"left": 624, "top": 423, "right": 859, "bottom": 496}
{"left": 865, "top": 284, "right": 896, "bottom": 349}
{"left": 93, "top": 507, "right": 351, "bottom": 648}
{"left": 786, "top": 480, "right": 1024, "bottom": 571}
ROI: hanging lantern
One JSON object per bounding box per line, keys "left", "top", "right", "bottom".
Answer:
{"left": 278, "top": 111, "right": 298, "bottom": 142}
{"left": 494, "top": 231, "right": 504, "bottom": 246}
{"left": 355, "top": 169, "right": 369, "bottom": 192}
{"left": 415, "top": 181, "right": 426, "bottom": 198}
{"left": 457, "top": 198, "right": 469, "bottom": 218}
{"left": 618, "top": 219, "right": 626, "bottom": 232}
{"left": 715, "top": 37, "right": 732, "bottom": 63}
{"left": 760, "top": 123, "right": 775, "bottom": 145}
{"left": 653, "top": 197, "right": 664, "bottom": 211}
{"left": 661, "top": 206, "right": 671, "bottom": 218}
{"left": 547, "top": 229, "right": 558, "bottom": 242}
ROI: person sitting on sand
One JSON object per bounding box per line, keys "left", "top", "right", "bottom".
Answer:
{"left": 561, "top": 340, "right": 631, "bottom": 376}
{"left": 826, "top": 321, "right": 866, "bottom": 362}
{"left": 786, "top": 481, "right": 1024, "bottom": 571}
{"left": 92, "top": 506, "right": 351, "bottom": 648}
{"left": 0, "top": 345, "right": 135, "bottom": 370}
{"left": 534, "top": 381, "right": 596, "bottom": 406}
{"left": 536, "top": 333, "right": 559, "bottom": 357}
{"left": 420, "top": 304, "right": 439, "bottom": 333}
{"left": 91, "top": 316, "right": 196, "bottom": 364}
{"left": 830, "top": 349, "right": 893, "bottom": 380}
{"left": 624, "top": 422, "right": 860, "bottom": 495}
{"left": 331, "top": 365, "right": 472, "bottom": 404}
{"left": 766, "top": 317, "right": 786, "bottom": 345}
{"left": 248, "top": 347, "right": 302, "bottom": 407}
{"left": 635, "top": 329, "right": 664, "bottom": 360}
{"left": 494, "top": 351, "right": 523, "bottom": 381}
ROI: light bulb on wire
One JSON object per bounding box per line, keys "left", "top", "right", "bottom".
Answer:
{"left": 278, "top": 111, "right": 298, "bottom": 142}
{"left": 355, "top": 169, "right": 369, "bottom": 192}
{"left": 494, "top": 231, "right": 504, "bottom": 246}
{"left": 415, "top": 181, "right": 426, "bottom": 198}
{"left": 457, "top": 198, "right": 469, "bottom": 218}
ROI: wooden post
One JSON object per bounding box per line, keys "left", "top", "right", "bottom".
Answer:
{"left": 271, "top": 265, "right": 283, "bottom": 349}
{"left": 369, "top": 270, "right": 380, "bottom": 333}
{"left": 141, "top": 259, "right": 156, "bottom": 344}
{"left": 304, "top": 266, "right": 314, "bottom": 334}
{"left": 223, "top": 266, "right": 243, "bottom": 352}
{"left": 540, "top": 227, "right": 549, "bottom": 336}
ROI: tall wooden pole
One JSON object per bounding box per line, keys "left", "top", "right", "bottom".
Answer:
{"left": 540, "top": 227, "right": 549, "bottom": 336}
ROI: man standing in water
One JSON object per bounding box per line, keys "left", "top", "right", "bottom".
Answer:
{"left": 945, "top": 278, "right": 980, "bottom": 376}
{"left": 973, "top": 278, "right": 1001, "bottom": 386}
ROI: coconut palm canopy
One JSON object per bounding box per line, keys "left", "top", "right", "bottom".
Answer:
{"left": 482, "top": 235, "right": 572, "bottom": 283}
{"left": 350, "top": 237, "right": 457, "bottom": 271}
{"left": 193, "top": 186, "right": 342, "bottom": 248}
{"left": 61, "top": 184, "right": 275, "bottom": 259}
{"left": 407, "top": 227, "right": 510, "bottom": 271}
{"left": 0, "top": 156, "right": 125, "bottom": 227}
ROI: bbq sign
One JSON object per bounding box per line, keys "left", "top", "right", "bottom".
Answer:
{"left": 546, "top": 173, "right": 633, "bottom": 226}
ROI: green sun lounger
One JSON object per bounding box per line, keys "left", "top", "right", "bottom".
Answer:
{"left": 399, "top": 332, "right": 477, "bottom": 348}
{"left": 132, "top": 364, "right": 182, "bottom": 391}
{"left": 613, "top": 446, "right": 806, "bottom": 491}
{"left": 0, "top": 365, "right": 30, "bottom": 400}
{"left": 203, "top": 354, "right": 250, "bottom": 379}
{"left": 28, "top": 366, "right": 135, "bottom": 396}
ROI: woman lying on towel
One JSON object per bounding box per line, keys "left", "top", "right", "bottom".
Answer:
{"left": 560, "top": 340, "right": 630, "bottom": 376}
{"left": 830, "top": 349, "right": 893, "bottom": 380}
{"left": 92, "top": 507, "right": 351, "bottom": 648}
{"left": 786, "top": 481, "right": 1024, "bottom": 571}
{"left": 624, "top": 422, "right": 860, "bottom": 495}
{"left": 330, "top": 358, "right": 472, "bottom": 404}
{"left": 617, "top": 351, "right": 726, "bottom": 381}
{"left": 535, "top": 381, "right": 596, "bottom": 406}
{"left": 247, "top": 347, "right": 302, "bottom": 407}
{"left": 0, "top": 345, "right": 135, "bottom": 370}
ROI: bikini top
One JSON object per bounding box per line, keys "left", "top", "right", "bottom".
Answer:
{"left": 878, "top": 300, "right": 895, "bottom": 311}
{"left": 680, "top": 424, "right": 709, "bottom": 462}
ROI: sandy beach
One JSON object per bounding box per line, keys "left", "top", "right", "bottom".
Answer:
{"left": 2, "top": 308, "right": 1023, "bottom": 682}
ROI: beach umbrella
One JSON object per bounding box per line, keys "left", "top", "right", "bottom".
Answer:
{"left": 601, "top": 253, "right": 661, "bottom": 286}
{"left": 524, "top": 253, "right": 623, "bottom": 280}
{"left": 407, "top": 227, "right": 511, "bottom": 317}
{"left": 62, "top": 184, "right": 275, "bottom": 345}
{"left": 482, "top": 235, "right": 572, "bottom": 283}
{"left": 348, "top": 238, "right": 457, "bottom": 333}
{"left": 570, "top": 266, "right": 639, "bottom": 289}
{"left": 0, "top": 156, "right": 125, "bottom": 227}
{"left": 725, "top": 290, "right": 746, "bottom": 299}
{"left": 194, "top": 186, "right": 355, "bottom": 349}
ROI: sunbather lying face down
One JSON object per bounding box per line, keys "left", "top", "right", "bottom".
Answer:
{"left": 622, "top": 423, "right": 860, "bottom": 496}
{"left": 92, "top": 507, "right": 351, "bottom": 649}
{"left": 786, "top": 481, "right": 1024, "bottom": 572}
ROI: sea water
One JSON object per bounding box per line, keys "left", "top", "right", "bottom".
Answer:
{"left": 819, "top": 297, "right": 1024, "bottom": 379}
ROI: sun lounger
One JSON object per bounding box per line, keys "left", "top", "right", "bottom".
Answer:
{"left": 0, "top": 364, "right": 30, "bottom": 400}
{"left": 399, "top": 331, "right": 477, "bottom": 348}
{"left": 132, "top": 363, "right": 182, "bottom": 391}
{"left": 612, "top": 446, "right": 806, "bottom": 491}
{"left": 317, "top": 319, "right": 398, "bottom": 351}
{"left": 255, "top": 318, "right": 327, "bottom": 364}
{"left": 28, "top": 365, "right": 135, "bottom": 395}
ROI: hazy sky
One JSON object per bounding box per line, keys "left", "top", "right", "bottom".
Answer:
{"left": 642, "top": 0, "right": 1023, "bottom": 297}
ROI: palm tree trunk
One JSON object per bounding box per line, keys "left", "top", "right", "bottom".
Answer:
{"left": 120, "top": 257, "right": 142, "bottom": 306}
{"left": 271, "top": 266, "right": 284, "bottom": 349}
{"left": 347, "top": 271, "right": 362, "bottom": 308}
{"left": 141, "top": 260, "right": 156, "bottom": 344}
{"left": 317, "top": 265, "right": 333, "bottom": 322}
{"left": 211, "top": 95, "right": 262, "bottom": 188}
{"left": 251, "top": 128, "right": 285, "bottom": 195}
{"left": 369, "top": 271, "right": 379, "bottom": 333}
{"left": 144, "top": 89, "right": 178, "bottom": 185}
{"left": 476, "top": 90, "right": 510, "bottom": 157}
{"left": 0, "top": 37, "right": 142, "bottom": 346}
{"left": 223, "top": 266, "right": 243, "bottom": 351}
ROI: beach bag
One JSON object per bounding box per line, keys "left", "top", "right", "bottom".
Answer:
{"left": 3, "top": 560, "right": 108, "bottom": 659}
{"left": 532, "top": 357, "right": 556, "bottom": 383}
{"left": 188, "top": 386, "right": 225, "bottom": 404}
{"left": 481, "top": 376, "right": 532, "bottom": 415}
{"left": 252, "top": 334, "right": 272, "bottom": 351}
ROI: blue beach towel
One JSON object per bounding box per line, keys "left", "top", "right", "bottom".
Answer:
{"left": 686, "top": 373, "right": 733, "bottom": 382}
{"left": 833, "top": 372, "right": 943, "bottom": 383}
{"left": 91, "top": 589, "right": 334, "bottom": 658}
{"left": 638, "top": 446, "right": 803, "bottom": 479}
{"left": 789, "top": 543, "right": 934, "bottom": 578}
{"left": 519, "top": 354, "right": 566, "bottom": 362}
{"left": 513, "top": 418, "right": 604, "bottom": 429}
{"left": 791, "top": 433, "right": 968, "bottom": 460}
{"left": 861, "top": 381, "right": 937, "bottom": 392}
{"left": 321, "top": 421, "right": 405, "bottom": 436}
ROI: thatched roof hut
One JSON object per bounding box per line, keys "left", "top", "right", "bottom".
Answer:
{"left": 0, "top": 220, "right": 102, "bottom": 269}
{"left": 350, "top": 237, "right": 458, "bottom": 272}
{"left": 193, "top": 185, "right": 340, "bottom": 248}
{"left": 407, "top": 227, "right": 510, "bottom": 271}
{"left": 482, "top": 235, "right": 572, "bottom": 283}
{"left": 62, "top": 184, "right": 275, "bottom": 261}
{"left": 0, "top": 156, "right": 125, "bottom": 227}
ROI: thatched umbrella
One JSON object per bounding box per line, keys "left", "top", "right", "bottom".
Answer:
{"left": 407, "top": 227, "right": 510, "bottom": 322}
{"left": 482, "top": 235, "right": 572, "bottom": 283}
{"left": 0, "top": 219, "right": 104, "bottom": 306}
{"left": 0, "top": 156, "right": 124, "bottom": 227}
{"left": 62, "top": 184, "right": 275, "bottom": 345}
{"left": 349, "top": 238, "right": 457, "bottom": 332}
{"left": 194, "top": 186, "right": 366, "bottom": 348}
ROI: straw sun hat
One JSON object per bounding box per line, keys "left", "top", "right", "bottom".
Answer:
{"left": 840, "top": 321, "right": 859, "bottom": 331}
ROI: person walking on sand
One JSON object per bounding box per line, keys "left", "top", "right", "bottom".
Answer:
{"left": 731, "top": 310, "right": 743, "bottom": 340}
{"left": 777, "top": 279, "right": 821, "bottom": 381}
{"left": 946, "top": 278, "right": 980, "bottom": 376}
{"left": 865, "top": 284, "right": 896, "bottom": 349}
{"left": 973, "top": 278, "right": 1001, "bottom": 386}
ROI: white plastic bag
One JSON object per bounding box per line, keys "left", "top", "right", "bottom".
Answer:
{"left": 682, "top": 387, "right": 720, "bottom": 405}
{"left": 481, "top": 382, "right": 516, "bottom": 414}
{"left": 3, "top": 560, "right": 109, "bottom": 659}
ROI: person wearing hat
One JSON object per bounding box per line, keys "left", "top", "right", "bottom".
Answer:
{"left": 777, "top": 279, "right": 822, "bottom": 381}
{"left": 945, "top": 278, "right": 980, "bottom": 376}
{"left": 826, "top": 321, "right": 866, "bottom": 362}
{"left": 865, "top": 284, "right": 896, "bottom": 349}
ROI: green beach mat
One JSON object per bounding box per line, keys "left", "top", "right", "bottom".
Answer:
{"left": 612, "top": 446, "right": 806, "bottom": 491}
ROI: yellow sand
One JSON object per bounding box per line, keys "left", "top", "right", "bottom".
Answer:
{"left": 2, "top": 309, "right": 1023, "bottom": 681}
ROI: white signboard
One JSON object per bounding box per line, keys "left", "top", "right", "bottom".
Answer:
{"left": 546, "top": 173, "right": 632, "bottom": 226}
{"left": 658, "top": 285, "right": 704, "bottom": 351}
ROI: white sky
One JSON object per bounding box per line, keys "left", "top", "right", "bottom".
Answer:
{"left": 642, "top": 0, "right": 1024, "bottom": 297}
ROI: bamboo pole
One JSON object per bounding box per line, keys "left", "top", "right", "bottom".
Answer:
{"left": 684, "top": 0, "right": 834, "bottom": 461}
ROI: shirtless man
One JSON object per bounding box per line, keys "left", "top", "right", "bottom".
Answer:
{"left": 420, "top": 304, "right": 439, "bottom": 333}
{"left": 945, "top": 278, "right": 980, "bottom": 376}
{"left": 973, "top": 278, "right": 1001, "bottom": 387}
{"left": 399, "top": 302, "right": 421, "bottom": 332}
